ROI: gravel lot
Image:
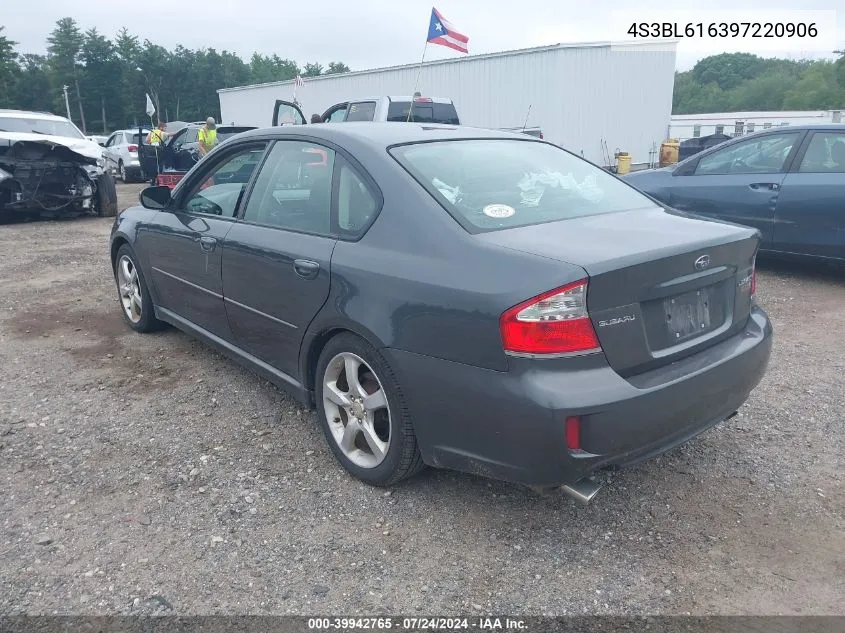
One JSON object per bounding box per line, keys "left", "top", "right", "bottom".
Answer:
{"left": 1, "top": 182, "right": 843, "bottom": 616}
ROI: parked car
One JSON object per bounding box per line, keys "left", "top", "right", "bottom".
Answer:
{"left": 102, "top": 128, "right": 150, "bottom": 183}
{"left": 137, "top": 122, "right": 256, "bottom": 188}
{"left": 86, "top": 134, "right": 109, "bottom": 147}
{"left": 109, "top": 123, "right": 772, "bottom": 503}
{"left": 0, "top": 109, "right": 117, "bottom": 218}
{"left": 623, "top": 124, "right": 845, "bottom": 262}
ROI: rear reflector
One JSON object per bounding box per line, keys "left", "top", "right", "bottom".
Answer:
{"left": 500, "top": 279, "right": 601, "bottom": 355}
{"left": 750, "top": 259, "right": 757, "bottom": 299}
{"left": 565, "top": 416, "right": 581, "bottom": 451}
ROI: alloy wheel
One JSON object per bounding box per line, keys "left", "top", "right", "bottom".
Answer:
{"left": 322, "top": 352, "right": 391, "bottom": 468}
{"left": 116, "top": 254, "right": 142, "bottom": 323}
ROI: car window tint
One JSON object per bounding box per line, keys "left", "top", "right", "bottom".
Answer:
{"left": 181, "top": 144, "right": 268, "bottom": 218}
{"left": 183, "top": 128, "right": 199, "bottom": 144}
{"left": 345, "top": 102, "right": 376, "bottom": 122}
{"left": 386, "top": 101, "right": 460, "bottom": 124}
{"left": 391, "top": 139, "right": 655, "bottom": 233}
{"left": 798, "top": 132, "right": 845, "bottom": 173}
{"left": 326, "top": 106, "right": 348, "bottom": 122}
{"left": 337, "top": 162, "right": 378, "bottom": 234}
{"left": 695, "top": 132, "right": 800, "bottom": 175}
{"left": 242, "top": 141, "right": 336, "bottom": 234}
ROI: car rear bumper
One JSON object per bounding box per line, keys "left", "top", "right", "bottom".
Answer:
{"left": 384, "top": 306, "right": 773, "bottom": 487}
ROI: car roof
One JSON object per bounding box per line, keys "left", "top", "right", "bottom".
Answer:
{"left": 239, "top": 122, "right": 534, "bottom": 149}
{"left": 0, "top": 109, "right": 71, "bottom": 122}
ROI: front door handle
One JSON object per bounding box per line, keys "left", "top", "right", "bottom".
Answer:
{"left": 199, "top": 236, "right": 217, "bottom": 252}
{"left": 749, "top": 182, "right": 779, "bottom": 191}
{"left": 293, "top": 259, "right": 320, "bottom": 280}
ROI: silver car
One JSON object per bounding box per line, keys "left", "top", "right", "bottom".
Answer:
{"left": 103, "top": 129, "right": 150, "bottom": 183}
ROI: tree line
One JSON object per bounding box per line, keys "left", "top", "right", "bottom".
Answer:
{"left": 0, "top": 18, "right": 350, "bottom": 134}
{"left": 674, "top": 52, "right": 845, "bottom": 114}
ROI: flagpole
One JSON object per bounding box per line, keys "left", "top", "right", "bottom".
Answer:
{"left": 407, "top": 41, "right": 429, "bottom": 122}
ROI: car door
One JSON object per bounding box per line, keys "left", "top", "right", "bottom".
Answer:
{"left": 221, "top": 139, "right": 339, "bottom": 379}
{"left": 771, "top": 130, "right": 845, "bottom": 260}
{"left": 665, "top": 130, "right": 805, "bottom": 247}
{"left": 173, "top": 128, "right": 200, "bottom": 170}
{"left": 272, "top": 100, "right": 306, "bottom": 127}
{"left": 143, "top": 140, "right": 270, "bottom": 339}
{"left": 103, "top": 133, "right": 119, "bottom": 172}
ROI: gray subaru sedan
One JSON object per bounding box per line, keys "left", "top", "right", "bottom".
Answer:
{"left": 109, "top": 123, "right": 772, "bottom": 503}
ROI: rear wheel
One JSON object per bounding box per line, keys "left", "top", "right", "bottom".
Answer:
{"left": 114, "top": 244, "right": 163, "bottom": 333}
{"left": 315, "top": 333, "right": 424, "bottom": 486}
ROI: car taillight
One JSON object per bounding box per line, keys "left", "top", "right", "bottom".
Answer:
{"left": 413, "top": 97, "right": 433, "bottom": 102}
{"left": 128, "top": 144, "right": 138, "bottom": 152}
{"left": 750, "top": 262, "right": 757, "bottom": 299}
{"left": 499, "top": 279, "right": 601, "bottom": 355}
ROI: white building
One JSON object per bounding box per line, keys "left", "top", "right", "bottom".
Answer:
{"left": 217, "top": 41, "right": 677, "bottom": 166}
{"left": 669, "top": 110, "right": 844, "bottom": 141}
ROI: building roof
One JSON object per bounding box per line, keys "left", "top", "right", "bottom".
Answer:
{"left": 218, "top": 39, "right": 677, "bottom": 94}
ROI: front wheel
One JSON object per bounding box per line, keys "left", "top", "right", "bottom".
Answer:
{"left": 96, "top": 173, "right": 118, "bottom": 217}
{"left": 315, "top": 333, "right": 424, "bottom": 486}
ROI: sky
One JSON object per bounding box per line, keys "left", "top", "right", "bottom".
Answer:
{"left": 3, "top": 0, "right": 843, "bottom": 76}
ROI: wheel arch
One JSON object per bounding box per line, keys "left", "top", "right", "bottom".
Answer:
{"left": 300, "top": 322, "right": 389, "bottom": 405}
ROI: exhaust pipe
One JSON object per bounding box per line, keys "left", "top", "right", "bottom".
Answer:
{"left": 560, "top": 478, "right": 602, "bottom": 505}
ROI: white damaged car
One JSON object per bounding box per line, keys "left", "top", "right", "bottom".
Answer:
{"left": 0, "top": 109, "right": 118, "bottom": 218}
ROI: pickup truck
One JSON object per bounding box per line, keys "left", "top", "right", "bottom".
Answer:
{"left": 272, "top": 96, "right": 543, "bottom": 138}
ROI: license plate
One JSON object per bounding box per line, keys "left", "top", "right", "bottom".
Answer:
{"left": 665, "top": 286, "right": 713, "bottom": 342}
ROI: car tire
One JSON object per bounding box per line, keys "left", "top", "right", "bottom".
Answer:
{"left": 315, "top": 333, "right": 425, "bottom": 486}
{"left": 96, "top": 173, "right": 118, "bottom": 217}
{"left": 114, "top": 244, "right": 163, "bottom": 333}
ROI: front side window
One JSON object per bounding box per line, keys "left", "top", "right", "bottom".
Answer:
{"left": 242, "top": 141, "right": 336, "bottom": 234}
{"left": 181, "top": 144, "right": 268, "bottom": 217}
{"left": 695, "top": 132, "right": 800, "bottom": 175}
{"left": 183, "top": 128, "right": 199, "bottom": 144}
{"left": 325, "top": 106, "right": 348, "bottom": 122}
{"left": 346, "top": 102, "right": 376, "bottom": 122}
{"left": 798, "top": 132, "right": 845, "bottom": 173}
{"left": 391, "top": 139, "right": 655, "bottom": 233}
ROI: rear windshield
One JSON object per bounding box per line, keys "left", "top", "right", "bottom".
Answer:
{"left": 390, "top": 139, "right": 655, "bottom": 232}
{"left": 387, "top": 101, "right": 459, "bottom": 124}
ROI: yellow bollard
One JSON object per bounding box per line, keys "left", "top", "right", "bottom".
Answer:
{"left": 615, "top": 152, "right": 631, "bottom": 175}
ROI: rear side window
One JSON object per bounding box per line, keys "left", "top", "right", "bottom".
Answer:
{"left": 346, "top": 102, "right": 376, "bottom": 122}
{"left": 387, "top": 101, "right": 459, "bottom": 124}
{"left": 390, "top": 139, "right": 655, "bottom": 233}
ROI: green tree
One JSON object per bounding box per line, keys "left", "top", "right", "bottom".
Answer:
{"left": 302, "top": 62, "right": 323, "bottom": 77}
{"left": 0, "top": 26, "right": 20, "bottom": 108}
{"left": 46, "top": 17, "right": 85, "bottom": 130}
{"left": 81, "top": 28, "right": 121, "bottom": 132}
{"left": 325, "top": 61, "right": 350, "bottom": 75}
{"left": 13, "top": 54, "right": 52, "bottom": 112}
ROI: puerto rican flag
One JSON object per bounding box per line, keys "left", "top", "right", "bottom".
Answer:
{"left": 427, "top": 7, "right": 469, "bottom": 54}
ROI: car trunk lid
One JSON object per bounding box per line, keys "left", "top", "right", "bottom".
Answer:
{"left": 477, "top": 206, "right": 759, "bottom": 377}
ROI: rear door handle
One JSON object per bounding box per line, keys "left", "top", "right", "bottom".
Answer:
{"left": 293, "top": 259, "right": 320, "bottom": 280}
{"left": 199, "top": 236, "right": 217, "bottom": 252}
{"left": 749, "top": 183, "right": 779, "bottom": 191}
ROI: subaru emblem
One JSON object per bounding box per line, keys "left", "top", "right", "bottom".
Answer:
{"left": 694, "top": 255, "right": 711, "bottom": 270}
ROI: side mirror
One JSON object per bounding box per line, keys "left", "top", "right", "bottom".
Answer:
{"left": 139, "top": 185, "right": 172, "bottom": 210}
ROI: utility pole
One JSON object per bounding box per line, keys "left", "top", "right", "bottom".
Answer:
{"left": 62, "top": 85, "right": 72, "bottom": 120}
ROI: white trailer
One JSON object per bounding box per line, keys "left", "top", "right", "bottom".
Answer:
{"left": 218, "top": 40, "right": 677, "bottom": 167}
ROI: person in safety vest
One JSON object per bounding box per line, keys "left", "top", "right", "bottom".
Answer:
{"left": 198, "top": 117, "right": 218, "bottom": 156}
{"left": 146, "top": 121, "right": 168, "bottom": 145}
